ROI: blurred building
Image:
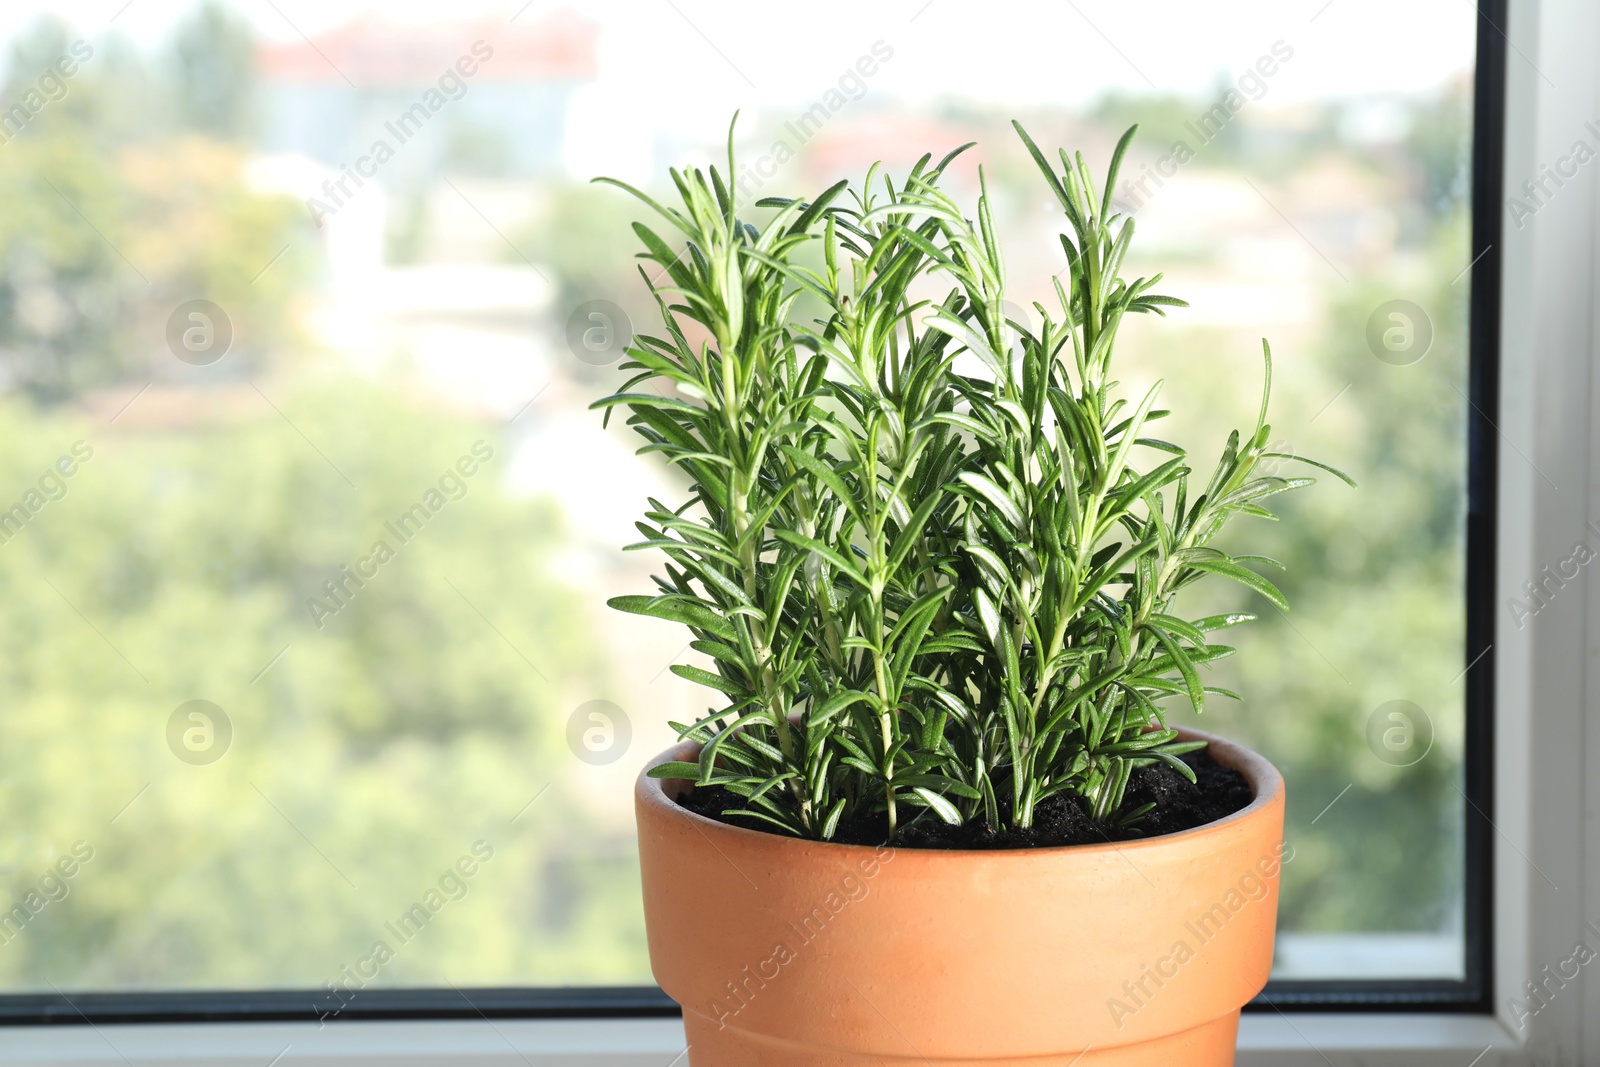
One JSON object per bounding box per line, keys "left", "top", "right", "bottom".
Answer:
{"left": 798, "top": 112, "right": 983, "bottom": 192}
{"left": 256, "top": 9, "right": 598, "bottom": 183}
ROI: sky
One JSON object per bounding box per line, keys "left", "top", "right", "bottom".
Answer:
{"left": 4, "top": 0, "right": 1477, "bottom": 111}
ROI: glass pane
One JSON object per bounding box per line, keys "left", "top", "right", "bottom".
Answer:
{"left": 0, "top": 0, "right": 1476, "bottom": 994}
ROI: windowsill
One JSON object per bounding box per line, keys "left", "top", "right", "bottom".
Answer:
{"left": 0, "top": 1015, "right": 1519, "bottom": 1065}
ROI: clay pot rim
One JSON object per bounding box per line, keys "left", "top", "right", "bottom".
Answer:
{"left": 636, "top": 725, "right": 1282, "bottom": 860}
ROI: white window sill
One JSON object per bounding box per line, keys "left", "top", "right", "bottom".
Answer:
{"left": 0, "top": 1015, "right": 1521, "bottom": 1066}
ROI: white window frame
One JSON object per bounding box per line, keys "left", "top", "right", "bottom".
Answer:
{"left": 1, "top": 1, "right": 1592, "bottom": 1063}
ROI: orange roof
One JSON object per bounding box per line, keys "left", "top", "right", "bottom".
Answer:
{"left": 257, "top": 8, "right": 598, "bottom": 86}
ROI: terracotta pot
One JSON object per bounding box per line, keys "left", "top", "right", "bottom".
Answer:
{"left": 636, "top": 727, "right": 1286, "bottom": 1066}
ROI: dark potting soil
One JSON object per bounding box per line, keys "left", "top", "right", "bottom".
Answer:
{"left": 676, "top": 749, "right": 1253, "bottom": 849}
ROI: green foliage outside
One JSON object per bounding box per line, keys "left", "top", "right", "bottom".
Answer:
{"left": 0, "top": 387, "right": 647, "bottom": 987}
{"left": 0, "top": 2, "right": 1475, "bottom": 990}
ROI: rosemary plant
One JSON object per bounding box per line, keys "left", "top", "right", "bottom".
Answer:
{"left": 597, "top": 121, "right": 1347, "bottom": 843}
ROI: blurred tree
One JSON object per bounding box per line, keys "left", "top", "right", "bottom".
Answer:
{"left": 518, "top": 182, "right": 657, "bottom": 384}
{"left": 170, "top": 0, "right": 257, "bottom": 139}
{"left": 1239, "top": 230, "right": 1471, "bottom": 936}
{"left": 0, "top": 133, "right": 132, "bottom": 399}
{"left": 0, "top": 132, "right": 312, "bottom": 400}
{"left": 0, "top": 383, "right": 649, "bottom": 987}
{"left": 0, "top": 11, "right": 299, "bottom": 400}
{"left": 1126, "top": 204, "right": 1472, "bottom": 936}
{"left": 0, "top": 16, "right": 72, "bottom": 104}
{"left": 1089, "top": 89, "right": 1252, "bottom": 167}
{"left": 1, "top": 17, "right": 161, "bottom": 153}
{"left": 1406, "top": 79, "right": 1473, "bottom": 219}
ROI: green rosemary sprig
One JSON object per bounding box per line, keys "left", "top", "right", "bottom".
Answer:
{"left": 598, "top": 120, "right": 1350, "bottom": 841}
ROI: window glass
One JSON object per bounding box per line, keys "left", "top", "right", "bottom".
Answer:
{"left": 0, "top": 0, "right": 1476, "bottom": 993}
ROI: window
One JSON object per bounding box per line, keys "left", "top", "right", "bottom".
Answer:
{"left": 0, "top": 0, "right": 1507, "bottom": 1037}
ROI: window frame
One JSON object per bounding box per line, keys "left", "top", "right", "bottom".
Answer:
{"left": 9, "top": 0, "right": 1596, "bottom": 1059}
